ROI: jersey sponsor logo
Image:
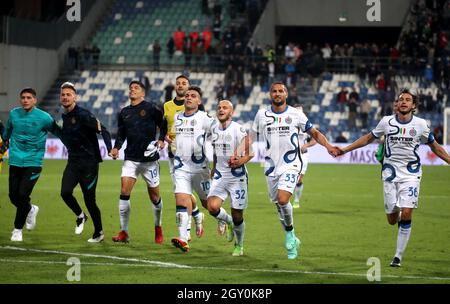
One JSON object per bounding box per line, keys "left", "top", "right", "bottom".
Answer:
{"left": 140, "top": 110, "right": 146, "bottom": 117}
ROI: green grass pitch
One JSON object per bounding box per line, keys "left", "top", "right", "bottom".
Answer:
{"left": 0, "top": 159, "right": 449, "bottom": 283}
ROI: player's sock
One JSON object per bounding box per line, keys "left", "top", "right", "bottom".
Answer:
{"left": 77, "top": 211, "right": 85, "bottom": 219}
{"left": 192, "top": 206, "right": 202, "bottom": 223}
{"left": 213, "top": 207, "right": 233, "bottom": 225}
{"left": 151, "top": 197, "right": 163, "bottom": 227}
{"left": 280, "top": 202, "right": 294, "bottom": 227}
{"left": 395, "top": 220, "right": 412, "bottom": 260}
{"left": 234, "top": 219, "right": 245, "bottom": 247}
{"left": 119, "top": 195, "right": 131, "bottom": 231}
{"left": 294, "top": 183, "right": 303, "bottom": 203}
{"left": 187, "top": 215, "right": 192, "bottom": 238}
{"left": 275, "top": 203, "right": 286, "bottom": 229}
{"left": 176, "top": 206, "right": 189, "bottom": 242}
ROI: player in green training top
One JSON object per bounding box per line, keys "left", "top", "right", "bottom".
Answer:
{"left": 2, "top": 88, "right": 58, "bottom": 242}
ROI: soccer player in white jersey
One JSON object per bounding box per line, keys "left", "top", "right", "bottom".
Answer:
{"left": 336, "top": 89, "right": 450, "bottom": 267}
{"left": 251, "top": 82, "right": 339, "bottom": 259}
{"left": 207, "top": 100, "right": 253, "bottom": 256}
{"left": 292, "top": 105, "right": 317, "bottom": 208}
{"left": 171, "top": 86, "right": 215, "bottom": 252}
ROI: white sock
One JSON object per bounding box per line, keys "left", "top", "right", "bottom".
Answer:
{"left": 151, "top": 198, "right": 163, "bottom": 227}
{"left": 216, "top": 207, "right": 233, "bottom": 225}
{"left": 187, "top": 215, "right": 192, "bottom": 236}
{"left": 275, "top": 203, "right": 286, "bottom": 229}
{"left": 294, "top": 183, "right": 303, "bottom": 202}
{"left": 395, "top": 221, "right": 412, "bottom": 260}
{"left": 119, "top": 199, "right": 131, "bottom": 231}
{"left": 279, "top": 202, "right": 294, "bottom": 227}
{"left": 192, "top": 206, "right": 202, "bottom": 223}
{"left": 234, "top": 221, "right": 245, "bottom": 247}
{"left": 176, "top": 209, "right": 189, "bottom": 242}
{"left": 77, "top": 211, "right": 84, "bottom": 219}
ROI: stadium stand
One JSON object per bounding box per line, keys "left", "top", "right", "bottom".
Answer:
{"left": 39, "top": 0, "right": 448, "bottom": 142}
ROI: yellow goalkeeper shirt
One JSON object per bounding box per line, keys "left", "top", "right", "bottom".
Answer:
{"left": 163, "top": 98, "right": 185, "bottom": 154}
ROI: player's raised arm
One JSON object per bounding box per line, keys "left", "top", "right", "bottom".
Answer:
{"left": 339, "top": 132, "right": 376, "bottom": 155}
{"left": 428, "top": 140, "right": 450, "bottom": 164}
{"left": 308, "top": 127, "right": 340, "bottom": 156}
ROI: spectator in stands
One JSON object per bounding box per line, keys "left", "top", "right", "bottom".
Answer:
{"left": 321, "top": 43, "right": 332, "bottom": 61}
{"left": 360, "top": 98, "right": 371, "bottom": 130}
{"left": 424, "top": 64, "right": 433, "bottom": 84}
{"left": 167, "top": 37, "right": 175, "bottom": 61}
{"left": 425, "top": 91, "right": 435, "bottom": 112}
{"left": 92, "top": 45, "right": 100, "bottom": 69}
{"left": 224, "top": 65, "right": 236, "bottom": 90}
{"left": 236, "top": 80, "right": 246, "bottom": 104}
{"left": 347, "top": 97, "right": 358, "bottom": 131}
{"left": 287, "top": 87, "right": 299, "bottom": 106}
{"left": 335, "top": 132, "right": 348, "bottom": 143}
{"left": 183, "top": 36, "right": 192, "bottom": 69}
{"left": 337, "top": 87, "right": 348, "bottom": 112}
{"left": 215, "top": 81, "right": 225, "bottom": 101}
{"left": 153, "top": 39, "right": 161, "bottom": 71}
{"left": 285, "top": 42, "right": 295, "bottom": 61}
{"left": 202, "top": 27, "right": 213, "bottom": 53}
{"left": 213, "top": 15, "right": 221, "bottom": 39}
{"left": 68, "top": 46, "right": 79, "bottom": 71}
{"left": 173, "top": 26, "right": 185, "bottom": 52}
{"left": 376, "top": 73, "right": 386, "bottom": 91}
{"left": 349, "top": 88, "right": 360, "bottom": 102}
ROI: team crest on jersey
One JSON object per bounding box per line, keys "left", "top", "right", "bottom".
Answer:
{"left": 140, "top": 110, "right": 146, "bottom": 117}
{"left": 226, "top": 134, "right": 233, "bottom": 141}
{"left": 240, "top": 126, "right": 246, "bottom": 133}
{"left": 409, "top": 128, "right": 417, "bottom": 137}
{"left": 190, "top": 119, "right": 197, "bottom": 126}
{"left": 285, "top": 116, "right": 292, "bottom": 124}
{"left": 71, "top": 118, "right": 76, "bottom": 124}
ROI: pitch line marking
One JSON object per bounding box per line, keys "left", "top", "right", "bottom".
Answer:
{"left": 1, "top": 246, "right": 450, "bottom": 281}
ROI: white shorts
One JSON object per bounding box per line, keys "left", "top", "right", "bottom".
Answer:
{"left": 208, "top": 176, "right": 248, "bottom": 210}
{"left": 383, "top": 181, "right": 420, "bottom": 214}
{"left": 265, "top": 170, "right": 300, "bottom": 202}
{"left": 300, "top": 152, "right": 309, "bottom": 175}
{"left": 174, "top": 169, "right": 211, "bottom": 200}
{"left": 121, "top": 160, "right": 160, "bottom": 188}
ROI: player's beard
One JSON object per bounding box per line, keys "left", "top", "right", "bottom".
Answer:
{"left": 272, "top": 99, "right": 286, "bottom": 107}
{"left": 398, "top": 108, "right": 413, "bottom": 116}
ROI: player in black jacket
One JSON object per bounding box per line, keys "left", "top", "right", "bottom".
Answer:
{"left": 110, "top": 80, "right": 166, "bottom": 244}
{"left": 57, "top": 82, "right": 112, "bottom": 243}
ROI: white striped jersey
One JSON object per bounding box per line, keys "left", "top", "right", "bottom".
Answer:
{"left": 371, "top": 114, "right": 434, "bottom": 182}
{"left": 252, "top": 105, "right": 312, "bottom": 176}
{"left": 173, "top": 110, "right": 215, "bottom": 173}
{"left": 211, "top": 120, "right": 248, "bottom": 179}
